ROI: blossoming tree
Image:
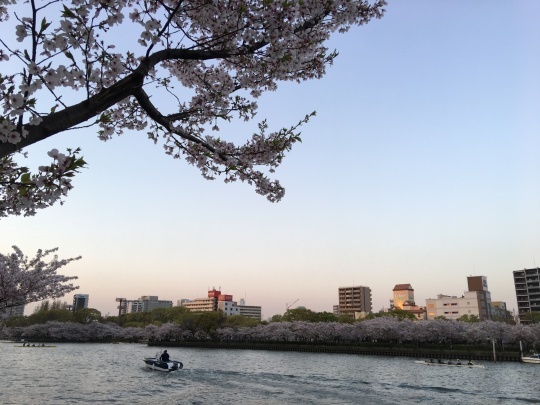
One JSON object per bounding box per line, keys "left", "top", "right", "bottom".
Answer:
{"left": 0, "top": 246, "right": 80, "bottom": 311}
{"left": 0, "top": 0, "right": 386, "bottom": 217}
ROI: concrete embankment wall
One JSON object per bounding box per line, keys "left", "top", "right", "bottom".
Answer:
{"left": 148, "top": 341, "right": 521, "bottom": 362}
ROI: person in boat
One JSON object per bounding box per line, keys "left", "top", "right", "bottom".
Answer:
{"left": 429, "top": 358, "right": 435, "bottom": 363}
{"left": 447, "top": 359, "right": 453, "bottom": 365}
{"left": 160, "top": 350, "right": 170, "bottom": 362}
{"left": 437, "top": 359, "right": 444, "bottom": 364}
{"left": 468, "top": 360, "right": 474, "bottom": 365}
{"left": 456, "top": 359, "right": 462, "bottom": 365}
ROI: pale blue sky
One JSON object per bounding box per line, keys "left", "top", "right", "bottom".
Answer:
{"left": 2, "top": 1, "right": 539, "bottom": 318}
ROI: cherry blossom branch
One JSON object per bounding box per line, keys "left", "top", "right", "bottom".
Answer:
{"left": 0, "top": 245, "right": 80, "bottom": 311}
{"left": 0, "top": 0, "right": 387, "bottom": 214}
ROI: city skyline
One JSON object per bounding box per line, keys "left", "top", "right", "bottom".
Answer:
{"left": 42, "top": 272, "right": 512, "bottom": 320}
{"left": 2, "top": 2, "right": 539, "bottom": 319}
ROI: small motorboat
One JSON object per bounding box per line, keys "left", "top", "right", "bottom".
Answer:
{"left": 521, "top": 353, "right": 540, "bottom": 364}
{"left": 143, "top": 351, "right": 183, "bottom": 372}
{"left": 415, "top": 360, "right": 485, "bottom": 368}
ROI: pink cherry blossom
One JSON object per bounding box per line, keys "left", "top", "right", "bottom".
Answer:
{"left": 0, "top": 0, "right": 386, "bottom": 216}
{"left": 0, "top": 246, "right": 80, "bottom": 311}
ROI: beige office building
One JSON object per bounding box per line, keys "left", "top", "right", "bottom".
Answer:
{"left": 182, "top": 298, "right": 217, "bottom": 312}
{"left": 426, "top": 276, "right": 492, "bottom": 320}
{"left": 181, "top": 289, "right": 262, "bottom": 320}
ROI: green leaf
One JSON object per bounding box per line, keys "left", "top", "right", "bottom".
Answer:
{"left": 40, "top": 18, "right": 51, "bottom": 34}
{"left": 20, "top": 173, "right": 31, "bottom": 183}
{"left": 64, "top": 51, "right": 75, "bottom": 62}
{"left": 62, "top": 5, "right": 76, "bottom": 18}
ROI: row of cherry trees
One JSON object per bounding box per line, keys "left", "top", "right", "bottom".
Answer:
{"left": 217, "top": 318, "right": 540, "bottom": 348}
{"left": 2, "top": 321, "right": 145, "bottom": 342}
{"left": 3, "top": 318, "right": 540, "bottom": 349}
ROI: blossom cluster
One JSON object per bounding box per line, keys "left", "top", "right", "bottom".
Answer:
{"left": 0, "top": 246, "right": 80, "bottom": 311}
{"left": 0, "top": 148, "right": 86, "bottom": 217}
{"left": 0, "top": 0, "right": 386, "bottom": 214}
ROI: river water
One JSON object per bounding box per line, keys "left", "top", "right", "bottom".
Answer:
{"left": 1, "top": 342, "right": 539, "bottom": 404}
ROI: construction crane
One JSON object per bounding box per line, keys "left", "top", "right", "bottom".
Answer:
{"left": 286, "top": 299, "right": 299, "bottom": 311}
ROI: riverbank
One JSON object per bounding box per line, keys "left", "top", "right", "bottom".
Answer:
{"left": 148, "top": 341, "right": 522, "bottom": 362}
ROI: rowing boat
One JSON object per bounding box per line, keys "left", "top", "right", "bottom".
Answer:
{"left": 415, "top": 360, "right": 484, "bottom": 368}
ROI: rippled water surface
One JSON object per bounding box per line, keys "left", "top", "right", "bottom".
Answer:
{"left": 1, "top": 342, "right": 539, "bottom": 404}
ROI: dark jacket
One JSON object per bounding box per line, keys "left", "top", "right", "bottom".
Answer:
{"left": 160, "top": 352, "right": 170, "bottom": 362}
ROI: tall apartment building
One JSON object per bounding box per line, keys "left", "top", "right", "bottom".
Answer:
{"left": 513, "top": 267, "right": 540, "bottom": 323}
{"left": 425, "top": 276, "right": 492, "bottom": 320}
{"left": 337, "top": 285, "right": 372, "bottom": 317}
{"left": 73, "top": 294, "right": 89, "bottom": 312}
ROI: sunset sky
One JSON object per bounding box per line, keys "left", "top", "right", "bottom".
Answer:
{"left": 2, "top": 1, "right": 539, "bottom": 319}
